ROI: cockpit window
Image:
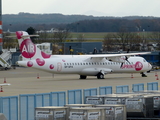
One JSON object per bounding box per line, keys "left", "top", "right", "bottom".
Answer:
{"left": 143, "top": 59, "right": 146, "bottom": 62}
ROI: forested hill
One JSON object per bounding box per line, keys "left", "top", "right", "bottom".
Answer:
{"left": 2, "top": 12, "right": 160, "bottom": 32}
{"left": 3, "top": 12, "right": 157, "bottom": 24}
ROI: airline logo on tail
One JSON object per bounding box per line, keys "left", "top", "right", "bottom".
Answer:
{"left": 20, "top": 39, "right": 36, "bottom": 58}
{"left": 16, "top": 31, "right": 51, "bottom": 59}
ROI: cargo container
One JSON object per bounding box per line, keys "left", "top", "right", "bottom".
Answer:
{"left": 85, "top": 94, "right": 131, "bottom": 105}
{"left": 125, "top": 96, "right": 154, "bottom": 118}
{"left": 65, "top": 104, "right": 94, "bottom": 108}
{"left": 35, "top": 106, "right": 68, "bottom": 120}
{"left": 104, "top": 94, "right": 131, "bottom": 105}
{"left": 85, "top": 95, "right": 105, "bottom": 104}
{"left": 134, "top": 94, "right": 160, "bottom": 117}
{"left": 95, "top": 104, "right": 126, "bottom": 120}
{"left": 68, "top": 107, "right": 106, "bottom": 120}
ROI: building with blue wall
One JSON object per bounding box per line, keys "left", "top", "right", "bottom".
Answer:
{"left": 63, "top": 42, "right": 102, "bottom": 54}
{"left": 140, "top": 51, "right": 160, "bottom": 66}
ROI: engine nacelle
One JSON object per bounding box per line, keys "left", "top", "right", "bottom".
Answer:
{"left": 107, "top": 56, "right": 129, "bottom": 63}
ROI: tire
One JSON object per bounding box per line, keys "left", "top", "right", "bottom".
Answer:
{"left": 97, "top": 73, "right": 104, "bottom": 79}
{"left": 80, "top": 75, "right": 87, "bottom": 79}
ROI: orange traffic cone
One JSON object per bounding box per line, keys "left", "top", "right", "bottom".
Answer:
{"left": 156, "top": 75, "right": 159, "bottom": 80}
{"left": 131, "top": 73, "right": 134, "bottom": 78}
{"left": 4, "top": 77, "right": 6, "bottom": 83}
{"left": 37, "top": 73, "right": 39, "bottom": 79}
{"left": 155, "top": 72, "right": 158, "bottom": 77}
{"left": 0, "top": 86, "right": 3, "bottom": 92}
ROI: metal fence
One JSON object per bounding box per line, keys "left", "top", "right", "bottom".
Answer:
{"left": 0, "top": 82, "right": 158, "bottom": 120}
{"left": 132, "top": 83, "right": 144, "bottom": 92}
{"left": 116, "top": 85, "right": 129, "bottom": 93}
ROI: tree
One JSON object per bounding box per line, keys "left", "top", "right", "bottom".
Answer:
{"left": 103, "top": 33, "right": 115, "bottom": 51}
{"left": 26, "top": 27, "right": 37, "bottom": 43}
{"left": 148, "top": 32, "right": 160, "bottom": 50}
{"left": 53, "top": 29, "right": 71, "bottom": 43}
{"left": 115, "top": 29, "right": 142, "bottom": 51}
{"left": 77, "top": 34, "right": 85, "bottom": 42}
{"left": 52, "top": 29, "right": 72, "bottom": 54}
{"left": 128, "top": 34, "right": 143, "bottom": 51}
{"left": 3, "top": 32, "right": 18, "bottom": 49}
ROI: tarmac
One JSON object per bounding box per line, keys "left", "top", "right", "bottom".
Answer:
{"left": 0, "top": 67, "right": 159, "bottom": 97}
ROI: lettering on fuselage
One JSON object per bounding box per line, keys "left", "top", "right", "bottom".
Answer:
{"left": 64, "top": 66, "right": 73, "bottom": 68}
{"left": 121, "top": 61, "right": 143, "bottom": 71}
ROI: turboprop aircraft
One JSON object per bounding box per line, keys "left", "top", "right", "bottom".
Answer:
{"left": 16, "top": 31, "right": 152, "bottom": 79}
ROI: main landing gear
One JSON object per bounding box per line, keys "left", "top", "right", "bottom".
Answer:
{"left": 97, "top": 72, "right": 104, "bottom": 79}
{"left": 79, "top": 75, "right": 87, "bottom": 79}
{"left": 141, "top": 72, "right": 147, "bottom": 77}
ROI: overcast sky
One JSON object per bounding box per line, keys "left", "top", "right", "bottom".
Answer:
{"left": 2, "top": 0, "right": 160, "bottom": 17}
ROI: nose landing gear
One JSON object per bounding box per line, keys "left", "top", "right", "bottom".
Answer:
{"left": 141, "top": 72, "right": 147, "bottom": 77}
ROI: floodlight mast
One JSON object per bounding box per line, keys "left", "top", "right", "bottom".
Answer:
{"left": 0, "top": 0, "right": 2, "bottom": 53}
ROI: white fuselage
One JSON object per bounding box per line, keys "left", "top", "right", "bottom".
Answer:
{"left": 17, "top": 55, "right": 152, "bottom": 76}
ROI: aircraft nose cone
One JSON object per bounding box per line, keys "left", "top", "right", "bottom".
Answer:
{"left": 148, "top": 63, "right": 152, "bottom": 70}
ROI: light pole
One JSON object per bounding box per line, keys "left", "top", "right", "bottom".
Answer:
{"left": 0, "top": 0, "right": 2, "bottom": 54}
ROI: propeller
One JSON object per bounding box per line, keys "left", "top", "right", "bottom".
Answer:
{"left": 120, "top": 49, "right": 130, "bottom": 68}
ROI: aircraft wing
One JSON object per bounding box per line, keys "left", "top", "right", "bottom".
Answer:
{"left": 0, "top": 83, "right": 11, "bottom": 86}
{"left": 88, "top": 52, "right": 151, "bottom": 63}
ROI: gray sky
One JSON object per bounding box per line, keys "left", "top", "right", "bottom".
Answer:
{"left": 2, "top": 0, "right": 160, "bottom": 17}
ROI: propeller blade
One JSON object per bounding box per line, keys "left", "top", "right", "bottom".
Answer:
{"left": 125, "top": 56, "right": 130, "bottom": 64}
{"left": 120, "top": 63, "right": 124, "bottom": 68}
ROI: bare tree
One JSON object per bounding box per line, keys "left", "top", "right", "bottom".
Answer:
{"left": 114, "top": 28, "right": 139, "bottom": 51}
{"left": 3, "top": 32, "right": 18, "bottom": 49}
{"left": 77, "top": 34, "right": 85, "bottom": 42}
{"left": 52, "top": 30, "right": 71, "bottom": 43}
{"left": 103, "top": 33, "right": 115, "bottom": 51}
{"left": 52, "top": 29, "right": 72, "bottom": 54}
{"left": 148, "top": 32, "right": 160, "bottom": 50}
{"left": 37, "top": 31, "right": 48, "bottom": 44}
{"left": 128, "top": 33, "right": 143, "bottom": 51}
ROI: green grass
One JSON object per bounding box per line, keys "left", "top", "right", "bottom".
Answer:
{"left": 70, "top": 32, "right": 108, "bottom": 38}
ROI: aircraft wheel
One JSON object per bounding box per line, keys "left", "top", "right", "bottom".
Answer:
{"left": 97, "top": 73, "right": 104, "bottom": 79}
{"left": 141, "top": 72, "right": 147, "bottom": 77}
{"left": 5, "top": 67, "right": 8, "bottom": 70}
{"left": 79, "top": 75, "right": 87, "bottom": 79}
{"left": 142, "top": 74, "right": 147, "bottom": 77}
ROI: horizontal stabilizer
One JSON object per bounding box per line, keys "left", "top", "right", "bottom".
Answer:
{"left": 21, "top": 35, "right": 39, "bottom": 38}
{"left": 6, "top": 34, "right": 39, "bottom": 38}
{"left": 0, "top": 83, "right": 11, "bottom": 86}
